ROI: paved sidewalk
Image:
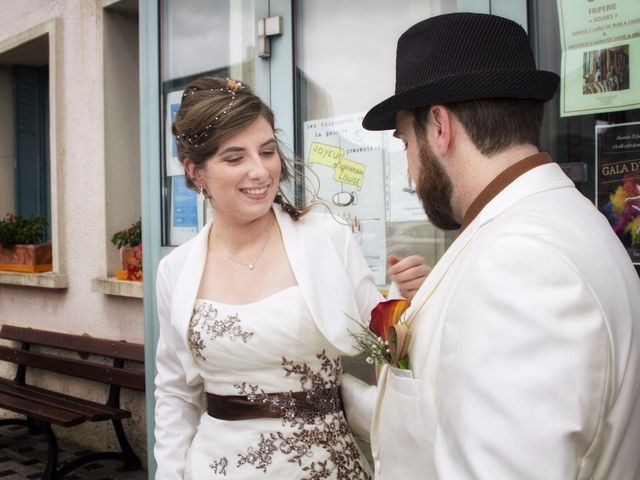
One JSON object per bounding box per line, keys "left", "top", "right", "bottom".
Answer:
{"left": 0, "top": 425, "right": 146, "bottom": 479}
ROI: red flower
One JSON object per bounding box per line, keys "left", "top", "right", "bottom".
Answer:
{"left": 369, "top": 299, "right": 410, "bottom": 341}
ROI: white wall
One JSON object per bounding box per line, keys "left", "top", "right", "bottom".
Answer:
{"left": 0, "top": 0, "right": 146, "bottom": 466}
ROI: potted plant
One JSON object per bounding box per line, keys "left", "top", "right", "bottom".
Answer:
{"left": 0, "top": 214, "right": 52, "bottom": 273}
{"left": 111, "top": 219, "right": 142, "bottom": 281}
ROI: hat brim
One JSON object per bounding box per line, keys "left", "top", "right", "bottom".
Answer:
{"left": 362, "top": 69, "right": 559, "bottom": 131}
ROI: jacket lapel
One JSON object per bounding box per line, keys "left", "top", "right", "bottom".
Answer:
{"left": 276, "top": 207, "right": 362, "bottom": 354}
{"left": 170, "top": 222, "right": 211, "bottom": 373}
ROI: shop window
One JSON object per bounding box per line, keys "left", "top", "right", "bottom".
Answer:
{"left": 529, "top": 0, "right": 640, "bottom": 275}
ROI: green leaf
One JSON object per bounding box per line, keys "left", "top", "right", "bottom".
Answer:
{"left": 110, "top": 218, "right": 142, "bottom": 249}
{"left": 0, "top": 214, "right": 47, "bottom": 248}
{"left": 397, "top": 357, "right": 410, "bottom": 370}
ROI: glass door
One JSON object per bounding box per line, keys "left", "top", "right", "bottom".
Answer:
{"left": 292, "top": 1, "right": 463, "bottom": 290}
{"left": 160, "top": 0, "right": 269, "bottom": 247}
{"left": 142, "top": 2, "right": 270, "bottom": 477}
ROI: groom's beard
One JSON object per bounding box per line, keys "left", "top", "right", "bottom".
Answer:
{"left": 415, "top": 137, "right": 460, "bottom": 231}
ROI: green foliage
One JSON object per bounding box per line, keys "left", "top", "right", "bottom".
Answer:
{"left": 111, "top": 219, "right": 142, "bottom": 249}
{"left": 0, "top": 214, "right": 48, "bottom": 249}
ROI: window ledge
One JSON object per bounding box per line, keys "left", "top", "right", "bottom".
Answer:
{"left": 92, "top": 277, "right": 143, "bottom": 298}
{"left": 0, "top": 271, "right": 68, "bottom": 289}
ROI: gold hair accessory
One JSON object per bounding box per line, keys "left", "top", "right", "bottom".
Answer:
{"left": 226, "top": 78, "right": 243, "bottom": 92}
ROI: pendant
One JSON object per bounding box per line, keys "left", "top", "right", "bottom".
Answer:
{"left": 248, "top": 264, "right": 254, "bottom": 270}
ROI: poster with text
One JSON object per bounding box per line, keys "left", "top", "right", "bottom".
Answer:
{"left": 165, "top": 90, "right": 184, "bottom": 176}
{"left": 303, "top": 112, "right": 387, "bottom": 284}
{"left": 170, "top": 175, "right": 203, "bottom": 245}
{"left": 595, "top": 121, "right": 640, "bottom": 265}
{"left": 557, "top": 0, "right": 640, "bottom": 116}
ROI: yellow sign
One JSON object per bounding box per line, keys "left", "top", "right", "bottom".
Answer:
{"left": 308, "top": 142, "right": 344, "bottom": 166}
{"left": 333, "top": 157, "right": 365, "bottom": 189}
{"left": 308, "top": 142, "right": 366, "bottom": 189}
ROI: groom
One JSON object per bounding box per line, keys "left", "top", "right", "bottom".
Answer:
{"left": 361, "top": 12, "right": 640, "bottom": 479}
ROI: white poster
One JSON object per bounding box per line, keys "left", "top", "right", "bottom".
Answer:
{"left": 557, "top": 0, "right": 640, "bottom": 117}
{"left": 169, "top": 175, "right": 204, "bottom": 245}
{"left": 165, "top": 89, "right": 184, "bottom": 176}
{"left": 303, "top": 112, "right": 387, "bottom": 284}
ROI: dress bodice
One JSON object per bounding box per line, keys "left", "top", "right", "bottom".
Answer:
{"left": 188, "top": 286, "right": 343, "bottom": 395}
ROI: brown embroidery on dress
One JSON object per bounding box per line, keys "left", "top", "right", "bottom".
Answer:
{"left": 209, "top": 457, "right": 228, "bottom": 475}
{"left": 230, "top": 351, "right": 371, "bottom": 480}
{"left": 188, "top": 301, "right": 254, "bottom": 360}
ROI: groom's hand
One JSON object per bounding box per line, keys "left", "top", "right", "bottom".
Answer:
{"left": 388, "top": 255, "right": 431, "bottom": 300}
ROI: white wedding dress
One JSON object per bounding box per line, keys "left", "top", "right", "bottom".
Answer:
{"left": 184, "top": 286, "right": 372, "bottom": 480}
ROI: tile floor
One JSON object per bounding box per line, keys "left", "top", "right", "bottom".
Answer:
{"left": 0, "top": 425, "right": 146, "bottom": 480}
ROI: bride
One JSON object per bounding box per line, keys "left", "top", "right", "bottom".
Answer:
{"left": 154, "top": 76, "right": 427, "bottom": 479}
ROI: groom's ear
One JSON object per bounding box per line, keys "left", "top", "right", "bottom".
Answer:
{"left": 428, "top": 105, "right": 453, "bottom": 156}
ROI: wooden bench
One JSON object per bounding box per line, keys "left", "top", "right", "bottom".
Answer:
{"left": 0, "top": 324, "right": 145, "bottom": 479}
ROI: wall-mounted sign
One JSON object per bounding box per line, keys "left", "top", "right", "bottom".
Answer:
{"left": 170, "top": 176, "right": 203, "bottom": 246}
{"left": 303, "top": 112, "right": 387, "bottom": 284}
{"left": 557, "top": 0, "right": 640, "bottom": 117}
{"left": 595, "top": 121, "right": 640, "bottom": 265}
{"left": 165, "top": 89, "right": 184, "bottom": 176}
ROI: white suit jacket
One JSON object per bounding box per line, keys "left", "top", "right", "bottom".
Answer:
{"left": 153, "top": 205, "right": 383, "bottom": 480}
{"left": 371, "top": 162, "right": 640, "bottom": 479}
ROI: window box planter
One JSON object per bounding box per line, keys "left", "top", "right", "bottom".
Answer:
{"left": 0, "top": 243, "right": 53, "bottom": 273}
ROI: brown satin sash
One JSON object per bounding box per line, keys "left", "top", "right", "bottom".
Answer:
{"left": 206, "top": 388, "right": 341, "bottom": 421}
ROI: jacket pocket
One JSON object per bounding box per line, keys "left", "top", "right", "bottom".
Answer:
{"left": 377, "top": 368, "right": 437, "bottom": 478}
{"left": 387, "top": 367, "right": 420, "bottom": 396}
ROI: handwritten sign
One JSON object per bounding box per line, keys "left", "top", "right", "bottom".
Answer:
{"left": 308, "top": 142, "right": 366, "bottom": 189}
{"left": 308, "top": 143, "right": 344, "bottom": 167}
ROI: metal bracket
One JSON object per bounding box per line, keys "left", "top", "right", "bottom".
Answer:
{"left": 258, "top": 16, "right": 283, "bottom": 59}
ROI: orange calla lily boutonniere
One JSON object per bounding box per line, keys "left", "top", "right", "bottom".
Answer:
{"left": 349, "top": 299, "right": 412, "bottom": 370}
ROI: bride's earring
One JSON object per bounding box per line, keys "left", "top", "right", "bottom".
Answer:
{"left": 197, "top": 181, "right": 210, "bottom": 199}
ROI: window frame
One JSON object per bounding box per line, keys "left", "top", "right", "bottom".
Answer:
{"left": 0, "top": 19, "right": 67, "bottom": 287}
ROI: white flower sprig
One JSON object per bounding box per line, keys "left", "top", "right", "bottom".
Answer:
{"left": 348, "top": 321, "right": 392, "bottom": 366}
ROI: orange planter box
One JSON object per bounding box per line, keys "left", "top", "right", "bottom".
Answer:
{"left": 0, "top": 243, "right": 53, "bottom": 273}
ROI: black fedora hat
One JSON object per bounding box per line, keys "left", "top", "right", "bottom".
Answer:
{"left": 363, "top": 13, "right": 560, "bottom": 131}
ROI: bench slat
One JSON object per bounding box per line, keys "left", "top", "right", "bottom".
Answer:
{"left": 0, "top": 325, "right": 144, "bottom": 363}
{"left": 0, "top": 346, "right": 145, "bottom": 391}
{"left": 0, "top": 391, "right": 85, "bottom": 427}
{"left": 0, "top": 378, "right": 130, "bottom": 421}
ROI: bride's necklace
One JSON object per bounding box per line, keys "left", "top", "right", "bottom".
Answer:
{"left": 214, "top": 220, "right": 275, "bottom": 270}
